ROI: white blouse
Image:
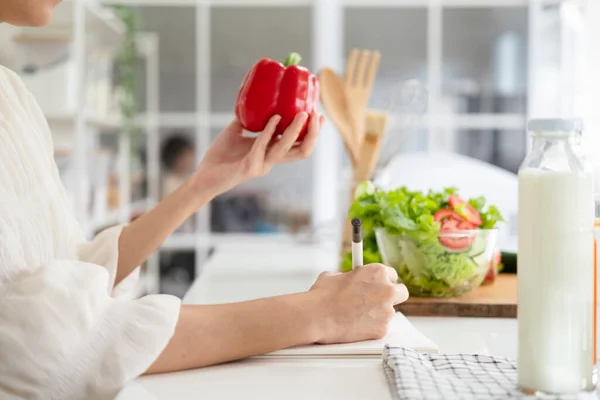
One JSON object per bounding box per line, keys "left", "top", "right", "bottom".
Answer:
{"left": 0, "top": 66, "right": 181, "bottom": 399}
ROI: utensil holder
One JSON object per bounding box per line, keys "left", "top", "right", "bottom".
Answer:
{"left": 338, "top": 130, "right": 386, "bottom": 270}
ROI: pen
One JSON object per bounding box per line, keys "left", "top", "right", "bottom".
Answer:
{"left": 351, "top": 218, "right": 363, "bottom": 269}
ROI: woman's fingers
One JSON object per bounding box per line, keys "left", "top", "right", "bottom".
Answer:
{"left": 393, "top": 284, "right": 409, "bottom": 305}
{"left": 386, "top": 266, "right": 399, "bottom": 283}
{"left": 250, "top": 115, "right": 281, "bottom": 159}
{"left": 225, "top": 118, "right": 245, "bottom": 135}
{"left": 266, "top": 112, "right": 308, "bottom": 164}
{"left": 246, "top": 111, "right": 322, "bottom": 175}
{"left": 284, "top": 112, "right": 323, "bottom": 162}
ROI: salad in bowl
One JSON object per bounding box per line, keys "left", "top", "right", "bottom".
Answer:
{"left": 342, "top": 182, "right": 504, "bottom": 297}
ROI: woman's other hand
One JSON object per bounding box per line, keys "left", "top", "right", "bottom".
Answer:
{"left": 147, "top": 263, "right": 408, "bottom": 373}
{"left": 308, "top": 264, "right": 409, "bottom": 344}
{"left": 192, "top": 111, "right": 324, "bottom": 197}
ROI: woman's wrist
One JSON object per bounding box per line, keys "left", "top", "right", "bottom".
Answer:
{"left": 292, "top": 290, "right": 332, "bottom": 344}
{"left": 183, "top": 170, "right": 220, "bottom": 210}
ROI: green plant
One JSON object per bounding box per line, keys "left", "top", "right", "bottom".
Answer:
{"left": 112, "top": 5, "right": 141, "bottom": 156}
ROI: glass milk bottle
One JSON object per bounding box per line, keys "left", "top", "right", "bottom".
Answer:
{"left": 518, "top": 119, "right": 596, "bottom": 395}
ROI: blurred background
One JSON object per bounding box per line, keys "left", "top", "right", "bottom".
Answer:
{"left": 0, "top": 0, "right": 597, "bottom": 298}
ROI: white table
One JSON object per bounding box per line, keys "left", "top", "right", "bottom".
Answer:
{"left": 118, "top": 243, "right": 517, "bottom": 400}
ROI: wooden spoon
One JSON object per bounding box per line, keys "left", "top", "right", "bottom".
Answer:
{"left": 344, "top": 49, "right": 381, "bottom": 148}
{"left": 354, "top": 109, "right": 390, "bottom": 183}
{"left": 341, "top": 110, "right": 390, "bottom": 253}
{"left": 318, "top": 67, "right": 359, "bottom": 166}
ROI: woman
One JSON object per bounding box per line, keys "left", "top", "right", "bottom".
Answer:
{"left": 160, "top": 133, "right": 196, "bottom": 232}
{"left": 0, "top": 2, "right": 409, "bottom": 399}
{"left": 160, "top": 133, "right": 195, "bottom": 202}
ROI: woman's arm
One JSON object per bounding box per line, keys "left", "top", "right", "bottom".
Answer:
{"left": 146, "top": 264, "right": 408, "bottom": 374}
{"left": 115, "top": 179, "right": 213, "bottom": 285}
{"left": 146, "top": 292, "right": 320, "bottom": 373}
{"left": 114, "top": 112, "right": 321, "bottom": 285}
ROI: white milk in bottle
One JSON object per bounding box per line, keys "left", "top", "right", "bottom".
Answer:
{"left": 518, "top": 119, "right": 596, "bottom": 395}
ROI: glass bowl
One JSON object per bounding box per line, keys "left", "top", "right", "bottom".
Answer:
{"left": 375, "top": 227, "right": 499, "bottom": 297}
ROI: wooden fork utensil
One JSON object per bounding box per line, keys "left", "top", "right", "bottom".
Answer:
{"left": 344, "top": 49, "right": 381, "bottom": 149}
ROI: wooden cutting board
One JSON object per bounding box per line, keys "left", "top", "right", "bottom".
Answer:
{"left": 395, "top": 274, "right": 517, "bottom": 318}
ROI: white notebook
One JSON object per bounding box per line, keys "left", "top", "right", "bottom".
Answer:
{"left": 257, "top": 313, "right": 439, "bottom": 359}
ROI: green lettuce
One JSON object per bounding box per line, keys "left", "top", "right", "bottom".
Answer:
{"left": 343, "top": 182, "right": 504, "bottom": 297}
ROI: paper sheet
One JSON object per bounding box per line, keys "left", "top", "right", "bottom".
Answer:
{"left": 257, "top": 313, "right": 439, "bottom": 359}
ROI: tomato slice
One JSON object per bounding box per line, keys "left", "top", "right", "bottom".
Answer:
{"left": 448, "top": 195, "right": 482, "bottom": 227}
{"left": 439, "top": 219, "right": 475, "bottom": 249}
{"left": 448, "top": 195, "right": 463, "bottom": 208}
{"left": 484, "top": 263, "right": 496, "bottom": 284}
{"left": 435, "top": 207, "right": 476, "bottom": 250}
{"left": 433, "top": 209, "right": 461, "bottom": 222}
{"left": 439, "top": 231, "right": 474, "bottom": 250}
{"left": 494, "top": 250, "right": 501, "bottom": 266}
{"left": 433, "top": 209, "right": 476, "bottom": 229}
{"left": 484, "top": 250, "right": 502, "bottom": 284}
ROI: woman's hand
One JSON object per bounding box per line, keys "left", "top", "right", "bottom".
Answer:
{"left": 192, "top": 111, "right": 325, "bottom": 197}
{"left": 114, "top": 110, "right": 322, "bottom": 285}
{"left": 308, "top": 264, "right": 409, "bottom": 344}
{"left": 147, "top": 263, "right": 408, "bottom": 374}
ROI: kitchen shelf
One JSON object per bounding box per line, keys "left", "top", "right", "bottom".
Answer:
{"left": 161, "top": 232, "right": 298, "bottom": 250}
{"left": 82, "top": 111, "right": 522, "bottom": 134}
{"left": 90, "top": 208, "right": 122, "bottom": 231}
{"left": 85, "top": 113, "right": 123, "bottom": 130}
{"left": 16, "top": 10, "right": 160, "bottom": 297}
{"left": 161, "top": 233, "right": 208, "bottom": 250}
{"left": 136, "top": 112, "right": 198, "bottom": 128}
{"left": 46, "top": 111, "right": 123, "bottom": 131}
{"left": 209, "top": 113, "right": 235, "bottom": 128}
{"left": 131, "top": 198, "right": 151, "bottom": 214}
{"left": 185, "top": 112, "right": 527, "bottom": 131}
{"left": 13, "top": 0, "right": 123, "bottom": 50}
{"left": 343, "top": 0, "right": 527, "bottom": 6}
{"left": 106, "top": 0, "right": 525, "bottom": 6}
{"left": 91, "top": 198, "right": 150, "bottom": 231}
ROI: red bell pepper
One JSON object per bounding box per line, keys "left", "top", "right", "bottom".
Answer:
{"left": 235, "top": 52, "right": 319, "bottom": 141}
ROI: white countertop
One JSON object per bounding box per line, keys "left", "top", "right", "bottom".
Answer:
{"left": 118, "top": 243, "right": 517, "bottom": 400}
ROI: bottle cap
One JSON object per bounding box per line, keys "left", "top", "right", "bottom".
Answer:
{"left": 527, "top": 118, "right": 584, "bottom": 133}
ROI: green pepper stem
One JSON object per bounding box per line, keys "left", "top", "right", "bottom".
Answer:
{"left": 283, "top": 52, "right": 302, "bottom": 67}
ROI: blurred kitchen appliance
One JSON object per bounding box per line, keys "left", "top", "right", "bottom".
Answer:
{"left": 210, "top": 193, "right": 267, "bottom": 233}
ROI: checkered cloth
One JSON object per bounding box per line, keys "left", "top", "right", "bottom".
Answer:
{"left": 382, "top": 345, "right": 598, "bottom": 400}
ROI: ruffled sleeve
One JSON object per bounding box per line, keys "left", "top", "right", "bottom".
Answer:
{"left": 0, "top": 221, "right": 182, "bottom": 399}
{"left": 76, "top": 224, "right": 142, "bottom": 299}
{"left": 0, "top": 260, "right": 181, "bottom": 400}
{"left": 0, "top": 65, "right": 182, "bottom": 400}
{"left": 0, "top": 218, "right": 182, "bottom": 400}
